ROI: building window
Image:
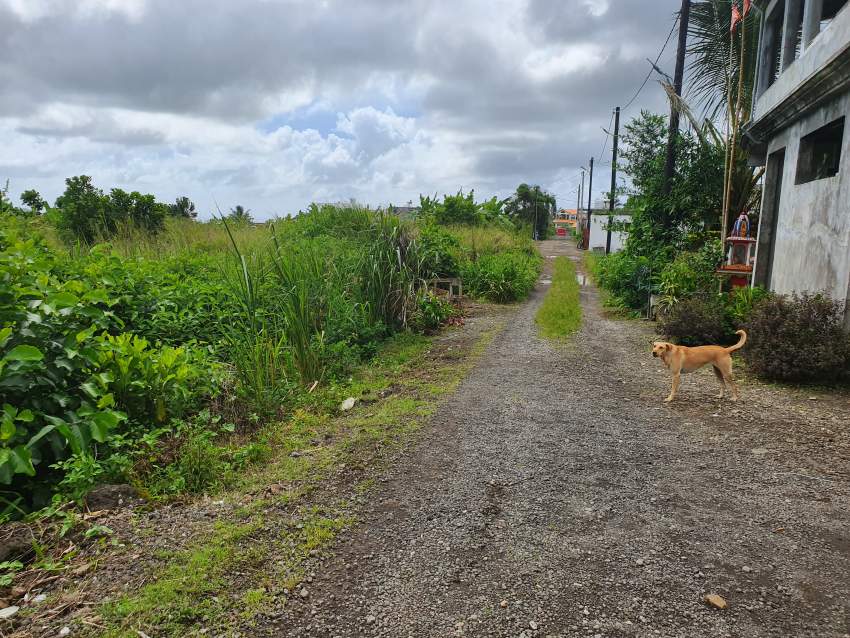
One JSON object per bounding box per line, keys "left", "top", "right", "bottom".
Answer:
{"left": 795, "top": 117, "right": 845, "bottom": 184}
{"left": 820, "top": 0, "right": 849, "bottom": 32}
{"left": 767, "top": 1, "right": 785, "bottom": 86}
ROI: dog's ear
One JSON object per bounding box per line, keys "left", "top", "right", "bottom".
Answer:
{"left": 664, "top": 343, "right": 672, "bottom": 350}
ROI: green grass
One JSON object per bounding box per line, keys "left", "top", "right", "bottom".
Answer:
{"left": 535, "top": 256, "right": 582, "bottom": 340}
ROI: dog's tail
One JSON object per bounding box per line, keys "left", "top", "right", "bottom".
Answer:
{"left": 725, "top": 329, "right": 747, "bottom": 353}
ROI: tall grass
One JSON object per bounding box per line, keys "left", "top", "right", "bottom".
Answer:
{"left": 268, "top": 230, "right": 327, "bottom": 385}
{"left": 361, "top": 214, "right": 424, "bottom": 328}
{"left": 109, "top": 217, "right": 271, "bottom": 260}
{"left": 220, "top": 220, "right": 291, "bottom": 413}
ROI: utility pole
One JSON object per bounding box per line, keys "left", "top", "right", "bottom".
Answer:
{"left": 606, "top": 106, "right": 620, "bottom": 255}
{"left": 577, "top": 170, "right": 584, "bottom": 221}
{"left": 662, "top": 0, "right": 691, "bottom": 196}
{"left": 533, "top": 194, "right": 538, "bottom": 241}
{"left": 585, "top": 157, "right": 594, "bottom": 250}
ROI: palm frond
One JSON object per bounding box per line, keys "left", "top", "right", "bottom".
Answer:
{"left": 686, "top": 0, "right": 759, "bottom": 122}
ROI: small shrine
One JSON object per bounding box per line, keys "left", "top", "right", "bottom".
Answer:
{"left": 717, "top": 212, "right": 757, "bottom": 288}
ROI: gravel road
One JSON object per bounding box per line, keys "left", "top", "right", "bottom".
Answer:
{"left": 272, "top": 240, "right": 850, "bottom": 638}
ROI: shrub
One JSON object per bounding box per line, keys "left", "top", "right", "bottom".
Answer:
{"left": 744, "top": 292, "right": 850, "bottom": 382}
{"left": 461, "top": 252, "right": 540, "bottom": 302}
{"left": 658, "top": 295, "right": 734, "bottom": 346}
{"left": 410, "top": 291, "right": 455, "bottom": 332}
{"left": 418, "top": 225, "right": 460, "bottom": 277}
{"left": 0, "top": 223, "right": 216, "bottom": 507}
{"left": 593, "top": 252, "right": 659, "bottom": 310}
{"left": 724, "top": 286, "right": 770, "bottom": 326}
{"left": 656, "top": 242, "right": 724, "bottom": 310}
{"left": 54, "top": 176, "right": 167, "bottom": 243}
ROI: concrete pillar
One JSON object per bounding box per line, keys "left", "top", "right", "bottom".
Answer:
{"left": 802, "top": 0, "right": 823, "bottom": 49}
{"left": 781, "top": 0, "right": 803, "bottom": 69}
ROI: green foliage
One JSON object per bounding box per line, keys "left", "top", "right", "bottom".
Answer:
{"left": 536, "top": 257, "right": 582, "bottom": 339}
{"left": 20, "top": 189, "right": 45, "bottom": 215}
{"left": 168, "top": 197, "right": 197, "bottom": 219}
{"left": 0, "top": 181, "right": 27, "bottom": 217}
{"left": 504, "top": 183, "right": 555, "bottom": 240}
{"left": 656, "top": 242, "right": 724, "bottom": 310}
{"left": 418, "top": 224, "right": 461, "bottom": 277}
{"left": 228, "top": 205, "right": 253, "bottom": 225}
{"left": 725, "top": 285, "right": 770, "bottom": 326}
{"left": 461, "top": 252, "right": 539, "bottom": 303}
{"left": 1, "top": 186, "right": 539, "bottom": 508}
{"left": 53, "top": 176, "right": 168, "bottom": 243}
{"left": 411, "top": 292, "right": 455, "bottom": 333}
{"left": 592, "top": 252, "right": 659, "bottom": 311}
{"left": 687, "top": 0, "right": 759, "bottom": 120}
{"left": 619, "top": 111, "right": 724, "bottom": 259}
{"left": 743, "top": 293, "right": 850, "bottom": 382}
{"left": 0, "top": 220, "right": 214, "bottom": 507}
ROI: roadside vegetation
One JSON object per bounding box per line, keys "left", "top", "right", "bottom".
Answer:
{"left": 536, "top": 257, "right": 582, "bottom": 340}
{"left": 0, "top": 180, "right": 547, "bottom": 512}
{"left": 0, "top": 177, "right": 549, "bottom": 622}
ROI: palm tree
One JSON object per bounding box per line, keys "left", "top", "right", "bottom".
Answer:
{"left": 678, "top": 0, "right": 762, "bottom": 235}
{"left": 169, "top": 196, "right": 197, "bottom": 219}
{"left": 229, "top": 205, "right": 253, "bottom": 224}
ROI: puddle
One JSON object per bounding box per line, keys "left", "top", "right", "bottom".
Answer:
{"left": 540, "top": 279, "right": 552, "bottom": 285}
{"left": 575, "top": 274, "right": 588, "bottom": 286}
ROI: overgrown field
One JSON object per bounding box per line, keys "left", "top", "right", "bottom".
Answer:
{"left": 0, "top": 205, "right": 541, "bottom": 515}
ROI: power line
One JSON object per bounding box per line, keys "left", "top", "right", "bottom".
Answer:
{"left": 598, "top": 109, "right": 615, "bottom": 161}
{"left": 622, "top": 15, "right": 680, "bottom": 111}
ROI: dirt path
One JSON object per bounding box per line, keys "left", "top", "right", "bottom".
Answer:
{"left": 267, "top": 240, "right": 850, "bottom": 638}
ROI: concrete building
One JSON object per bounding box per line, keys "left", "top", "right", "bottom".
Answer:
{"left": 579, "top": 209, "right": 630, "bottom": 253}
{"left": 745, "top": 0, "right": 850, "bottom": 325}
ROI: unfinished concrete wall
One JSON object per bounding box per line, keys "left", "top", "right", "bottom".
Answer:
{"left": 588, "top": 214, "right": 629, "bottom": 253}
{"left": 757, "top": 90, "right": 850, "bottom": 322}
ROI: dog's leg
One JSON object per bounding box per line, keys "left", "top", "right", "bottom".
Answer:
{"left": 718, "top": 357, "right": 738, "bottom": 401}
{"left": 665, "top": 372, "right": 681, "bottom": 402}
{"left": 712, "top": 365, "right": 726, "bottom": 399}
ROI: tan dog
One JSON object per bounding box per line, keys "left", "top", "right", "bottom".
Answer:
{"left": 652, "top": 330, "right": 747, "bottom": 402}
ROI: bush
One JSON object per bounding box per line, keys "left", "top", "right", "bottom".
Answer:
{"left": 410, "top": 291, "right": 455, "bottom": 332}
{"left": 656, "top": 242, "right": 723, "bottom": 310}
{"left": 0, "top": 222, "right": 216, "bottom": 508}
{"left": 54, "top": 176, "right": 167, "bottom": 243}
{"left": 418, "top": 225, "right": 460, "bottom": 277}
{"left": 461, "top": 252, "right": 540, "bottom": 302}
{"left": 658, "top": 295, "right": 734, "bottom": 346}
{"left": 744, "top": 292, "right": 850, "bottom": 382}
{"left": 724, "top": 286, "right": 770, "bottom": 326}
{"left": 593, "top": 252, "right": 659, "bottom": 310}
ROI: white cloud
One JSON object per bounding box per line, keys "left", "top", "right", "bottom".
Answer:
{"left": 0, "top": 0, "right": 680, "bottom": 218}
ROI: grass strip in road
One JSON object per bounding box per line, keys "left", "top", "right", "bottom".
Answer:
{"left": 536, "top": 256, "right": 582, "bottom": 340}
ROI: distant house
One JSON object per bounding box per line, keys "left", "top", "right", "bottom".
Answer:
{"left": 745, "top": 0, "right": 850, "bottom": 326}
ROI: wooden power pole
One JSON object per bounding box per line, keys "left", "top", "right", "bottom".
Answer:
{"left": 606, "top": 106, "right": 620, "bottom": 254}
{"left": 585, "top": 157, "right": 594, "bottom": 250}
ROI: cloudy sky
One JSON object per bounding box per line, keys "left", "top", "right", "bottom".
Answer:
{"left": 1, "top": 0, "right": 683, "bottom": 219}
